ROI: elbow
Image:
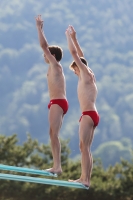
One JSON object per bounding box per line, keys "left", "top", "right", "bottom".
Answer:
{"left": 79, "top": 52, "right": 84, "bottom": 57}
{"left": 40, "top": 43, "right": 48, "bottom": 50}
{"left": 71, "top": 50, "right": 77, "bottom": 56}
{"left": 40, "top": 42, "right": 45, "bottom": 48}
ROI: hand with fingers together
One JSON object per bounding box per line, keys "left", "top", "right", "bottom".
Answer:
{"left": 68, "top": 25, "right": 76, "bottom": 39}
{"left": 35, "top": 15, "right": 43, "bottom": 30}
{"left": 66, "top": 25, "right": 84, "bottom": 57}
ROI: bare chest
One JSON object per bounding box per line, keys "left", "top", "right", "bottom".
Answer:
{"left": 46, "top": 68, "right": 66, "bottom": 99}
{"left": 47, "top": 69, "right": 64, "bottom": 87}
{"left": 77, "top": 79, "right": 97, "bottom": 101}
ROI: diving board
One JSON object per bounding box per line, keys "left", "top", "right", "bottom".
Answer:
{"left": 0, "top": 164, "right": 57, "bottom": 177}
{"left": 0, "top": 173, "right": 89, "bottom": 189}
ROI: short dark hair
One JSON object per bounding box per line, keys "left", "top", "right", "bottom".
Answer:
{"left": 70, "top": 57, "right": 88, "bottom": 70}
{"left": 48, "top": 45, "right": 63, "bottom": 62}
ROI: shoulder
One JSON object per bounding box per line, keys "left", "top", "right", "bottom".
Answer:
{"left": 80, "top": 67, "right": 96, "bottom": 81}
{"left": 50, "top": 62, "right": 63, "bottom": 73}
{"left": 50, "top": 61, "right": 62, "bottom": 68}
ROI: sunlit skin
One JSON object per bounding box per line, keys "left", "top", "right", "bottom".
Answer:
{"left": 43, "top": 54, "right": 49, "bottom": 63}
{"left": 66, "top": 25, "right": 98, "bottom": 188}
{"left": 35, "top": 15, "right": 67, "bottom": 175}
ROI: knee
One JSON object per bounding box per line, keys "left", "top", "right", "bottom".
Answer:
{"left": 79, "top": 141, "right": 86, "bottom": 152}
{"left": 49, "top": 120, "right": 61, "bottom": 134}
{"left": 49, "top": 128, "right": 54, "bottom": 138}
{"left": 79, "top": 140, "right": 90, "bottom": 152}
{"left": 49, "top": 127, "right": 58, "bottom": 139}
{"left": 79, "top": 141, "right": 82, "bottom": 152}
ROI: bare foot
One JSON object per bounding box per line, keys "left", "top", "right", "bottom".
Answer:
{"left": 68, "top": 178, "right": 89, "bottom": 188}
{"left": 45, "top": 168, "right": 62, "bottom": 176}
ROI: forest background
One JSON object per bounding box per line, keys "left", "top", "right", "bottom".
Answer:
{"left": 0, "top": 0, "right": 133, "bottom": 168}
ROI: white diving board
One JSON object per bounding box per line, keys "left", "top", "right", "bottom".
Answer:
{"left": 0, "top": 164, "right": 57, "bottom": 177}
{"left": 0, "top": 173, "right": 89, "bottom": 189}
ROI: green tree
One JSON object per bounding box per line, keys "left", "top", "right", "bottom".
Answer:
{"left": 0, "top": 134, "right": 133, "bottom": 200}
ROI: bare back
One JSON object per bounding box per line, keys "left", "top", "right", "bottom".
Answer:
{"left": 47, "top": 63, "right": 66, "bottom": 100}
{"left": 78, "top": 67, "right": 98, "bottom": 112}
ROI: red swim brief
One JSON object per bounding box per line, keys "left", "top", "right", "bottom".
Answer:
{"left": 48, "top": 99, "right": 69, "bottom": 115}
{"left": 79, "top": 111, "right": 100, "bottom": 127}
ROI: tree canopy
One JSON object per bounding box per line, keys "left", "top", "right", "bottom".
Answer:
{"left": 0, "top": 0, "right": 133, "bottom": 170}
{"left": 0, "top": 134, "right": 133, "bottom": 200}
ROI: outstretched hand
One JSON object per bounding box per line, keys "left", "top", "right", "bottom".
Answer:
{"left": 68, "top": 25, "right": 76, "bottom": 39}
{"left": 66, "top": 25, "right": 84, "bottom": 57}
{"left": 35, "top": 15, "right": 43, "bottom": 29}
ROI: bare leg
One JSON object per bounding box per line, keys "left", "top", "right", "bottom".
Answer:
{"left": 69, "top": 115, "right": 94, "bottom": 187}
{"left": 80, "top": 125, "right": 94, "bottom": 185}
{"left": 46, "top": 104, "right": 63, "bottom": 174}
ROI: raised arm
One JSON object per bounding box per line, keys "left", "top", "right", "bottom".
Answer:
{"left": 35, "top": 15, "right": 56, "bottom": 64}
{"left": 66, "top": 26, "right": 94, "bottom": 77}
{"left": 65, "top": 27, "right": 85, "bottom": 70}
{"left": 68, "top": 25, "right": 84, "bottom": 57}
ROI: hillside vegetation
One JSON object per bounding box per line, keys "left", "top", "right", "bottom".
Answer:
{"left": 0, "top": 0, "right": 133, "bottom": 166}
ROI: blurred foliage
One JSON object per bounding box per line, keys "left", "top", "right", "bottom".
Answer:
{"left": 0, "top": 134, "right": 133, "bottom": 200}
{"left": 0, "top": 0, "right": 133, "bottom": 162}
{"left": 93, "top": 137, "right": 133, "bottom": 168}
